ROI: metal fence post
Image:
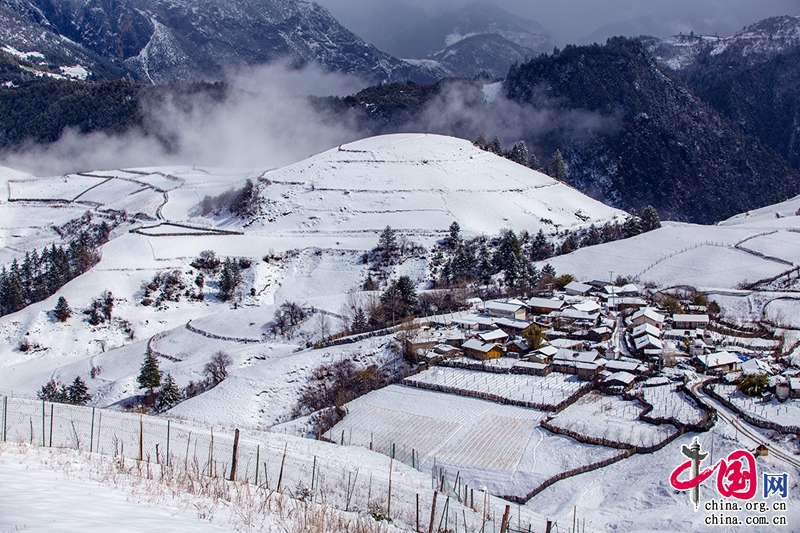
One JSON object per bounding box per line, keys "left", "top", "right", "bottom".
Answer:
{"left": 48, "top": 404, "right": 53, "bottom": 447}
{"left": 89, "top": 407, "right": 95, "bottom": 453}
{"left": 41, "top": 401, "right": 45, "bottom": 446}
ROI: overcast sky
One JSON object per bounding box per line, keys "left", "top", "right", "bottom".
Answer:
{"left": 317, "top": 0, "right": 800, "bottom": 48}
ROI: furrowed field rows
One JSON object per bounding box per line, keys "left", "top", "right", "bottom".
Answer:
{"left": 404, "top": 366, "right": 584, "bottom": 406}
{"left": 641, "top": 384, "right": 705, "bottom": 425}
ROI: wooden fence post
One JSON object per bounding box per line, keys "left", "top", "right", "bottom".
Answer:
{"left": 49, "top": 404, "right": 54, "bottom": 447}
{"left": 387, "top": 456, "right": 393, "bottom": 520}
{"left": 500, "top": 504, "right": 511, "bottom": 533}
{"left": 428, "top": 491, "right": 438, "bottom": 533}
{"left": 254, "top": 445, "right": 260, "bottom": 486}
{"left": 229, "top": 428, "right": 240, "bottom": 481}
{"left": 1, "top": 396, "right": 6, "bottom": 442}
{"left": 277, "top": 442, "right": 287, "bottom": 491}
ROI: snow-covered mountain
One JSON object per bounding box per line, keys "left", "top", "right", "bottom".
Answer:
{"left": 0, "top": 0, "right": 446, "bottom": 83}
{"left": 644, "top": 15, "right": 800, "bottom": 71}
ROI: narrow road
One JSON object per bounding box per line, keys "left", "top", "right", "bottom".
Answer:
{"left": 689, "top": 380, "right": 800, "bottom": 470}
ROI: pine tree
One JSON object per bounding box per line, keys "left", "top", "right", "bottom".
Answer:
{"left": 378, "top": 226, "right": 399, "bottom": 264}
{"left": 448, "top": 221, "right": 461, "bottom": 249}
{"left": 351, "top": 307, "right": 367, "bottom": 333}
{"left": 67, "top": 376, "right": 91, "bottom": 405}
{"left": 137, "top": 349, "right": 161, "bottom": 394}
{"left": 156, "top": 374, "right": 181, "bottom": 411}
{"left": 640, "top": 205, "right": 661, "bottom": 232}
{"left": 53, "top": 296, "right": 72, "bottom": 322}
{"left": 509, "top": 141, "right": 529, "bottom": 165}
{"left": 549, "top": 149, "right": 566, "bottom": 181}
{"left": 528, "top": 153, "right": 540, "bottom": 170}
{"left": 218, "top": 258, "right": 241, "bottom": 301}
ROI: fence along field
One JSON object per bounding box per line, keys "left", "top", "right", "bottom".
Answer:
{"left": 0, "top": 396, "right": 549, "bottom": 533}
{"left": 403, "top": 367, "right": 586, "bottom": 410}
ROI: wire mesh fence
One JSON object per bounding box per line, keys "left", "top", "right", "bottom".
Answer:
{"left": 0, "top": 396, "right": 549, "bottom": 533}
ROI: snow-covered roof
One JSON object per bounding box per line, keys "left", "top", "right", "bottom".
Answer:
{"left": 570, "top": 300, "right": 601, "bottom": 313}
{"left": 603, "top": 284, "right": 639, "bottom": 295}
{"left": 697, "top": 351, "right": 741, "bottom": 369}
{"left": 494, "top": 317, "right": 532, "bottom": 330}
{"left": 605, "top": 371, "right": 637, "bottom": 385}
{"left": 560, "top": 308, "right": 600, "bottom": 321}
{"left": 536, "top": 345, "right": 559, "bottom": 356}
{"left": 462, "top": 338, "right": 498, "bottom": 353}
{"left": 605, "top": 360, "right": 641, "bottom": 373}
{"left": 632, "top": 323, "right": 661, "bottom": 339}
{"left": 634, "top": 334, "right": 663, "bottom": 350}
{"left": 527, "top": 297, "right": 564, "bottom": 310}
{"left": 741, "top": 357, "right": 773, "bottom": 375}
{"left": 478, "top": 329, "right": 509, "bottom": 342}
{"left": 672, "top": 314, "right": 709, "bottom": 324}
{"left": 549, "top": 338, "right": 584, "bottom": 349}
{"left": 485, "top": 300, "right": 526, "bottom": 313}
{"left": 790, "top": 378, "right": 800, "bottom": 391}
{"left": 631, "top": 307, "right": 665, "bottom": 324}
{"left": 564, "top": 281, "right": 592, "bottom": 294}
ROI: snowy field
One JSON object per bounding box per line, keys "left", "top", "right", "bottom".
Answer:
{"left": 713, "top": 383, "right": 800, "bottom": 428}
{"left": 329, "top": 385, "right": 622, "bottom": 498}
{"left": 404, "top": 366, "right": 586, "bottom": 408}
{"left": 640, "top": 384, "right": 706, "bottom": 425}
{"left": 548, "top": 392, "right": 678, "bottom": 448}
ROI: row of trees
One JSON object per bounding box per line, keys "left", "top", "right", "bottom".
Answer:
{"left": 38, "top": 376, "right": 92, "bottom": 405}
{"left": 473, "top": 135, "right": 565, "bottom": 180}
{"left": 0, "top": 221, "right": 111, "bottom": 316}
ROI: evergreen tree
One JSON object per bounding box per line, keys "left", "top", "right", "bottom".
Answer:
{"left": 489, "top": 136, "right": 503, "bottom": 154}
{"left": 67, "top": 376, "right": 91, "bottom": 405}
{"left": 528, "top": 153, "right": 540, "bottom": 170}
{"left": 38, "top": 379, "right": 68, "bottom": 403}
{"left": 522, "top": 325, "right": 546, "bottom": 350}
{"left": 218, "top": 258, "right": 242, "bottom": 302}
{"left": 530, "top": 230, "right": 553, "bottom": 261}
{"left": 508, "top": 141, "right": 529, "bottom": 165}
{"left": 448, "top": 221, "right": 461, "bottom": 249}
{"left": 137, "top": 349, "right": 161, "bottom": 394}
{"left": 549, "top": 149, "right": 566, "bottom": 181}
{"left": 478, "top": 242, "right": 493, "bottom": 285}
{"left": 542, "top": 263, "right": 557, "bottom": 278}
{"left": 351, "top": 307, "right": 367, "bottom": 333}
{"left": 378, "top": 226, "right": 399, "bottom": 264}
{"left": 156, "top": 374, "right": 181, "bottom": 411}
{"left": 624, "top": 210, "right": 643, "bottom": 237}
{"left": 640, "top": 205, "right": 662, "bottom": 232}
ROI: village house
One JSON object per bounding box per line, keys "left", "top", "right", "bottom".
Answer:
{"left": 790, "top": 377, "right": 800, "bottom": 399}
{"left": 631, "top": 307, "right": 666, "bottom": 329}
{"left": 604, "top": 371, "right": 637, "bottom": 391}
{"left": 506, "top": 339, "right": 531, "bottom": 355}
{"left": 553, "top": 348, "right": 605, "bottom": 380}
{"left": 672, "top": 314, "right": 710, "bottom": 330}
{"left": 695, "top": 351, "right": 742, "bottom": 374}
{"left": 477, "top": 328, "right": 509, "bottom": 344}
{"left": 564, "top": 281, "right": 593, "bottom": 296}
{"left": 462, "top": 338, "right": 503, "bottom": 360}
{"left": 634, "top": 334, "right": 663, "bottom": 353}
{"left": 605, "top": 359, "right": 646, "bottom": 374}
{"left": 511, "top": 360, "right": 552, "bottom": 376}
{"left": 527, "top": 297, "right": 564, "bottom": 315}
{"left": 484, "top": 299, "right": 528, "bottom": 320}
{"left": 528, "top": 344, "right": 558, "bottom": 364}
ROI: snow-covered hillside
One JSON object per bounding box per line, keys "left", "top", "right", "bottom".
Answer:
{"left": 0, "top": 133, "right": 623, "bottom": 419}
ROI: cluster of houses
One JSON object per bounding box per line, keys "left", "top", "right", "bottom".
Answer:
{"left": 403, "top": 279, "right": 800, "bottom": 398}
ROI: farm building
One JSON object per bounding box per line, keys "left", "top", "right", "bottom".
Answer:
{"left": 606, "top": 359, "right": 646, "bottom": 374}
{"left": 506, "top": 339, "right": 531, "bottom": 355}
{"left": 528, "top": 345, "right": 558, "bottom": 364}
{"left": 527, "top": 297, "right": 564, "bottom": 315}
{"left": 634, "top": 334, "right": 663, "bottom": 353}
{"left": 672, "top": 314, "right": 710, "bottom": 329}
{"left": 485, "top": 300, "right": 527, "bottom": 320}
{"left": 632, "top": 323, "right": 661, "bottom": 339}
{"left": 462, "top": 338, "right": 502, "bottom": 360}
{"left": 604, "top": 371, "right": 637, "bottom": 391}
{"left": 478, "top": 329, "right": 509, "bottom": 343}
{"left": 511, "top": 360, "right": 552, "bottom": 376}
{"left": 695, "top": 351, "right": 741, "bottom": 374}
{"left": 494, "top": 317, "right": 533, "bottom": 334}
{"left": 564, "top": 281, "right": 593, "bottom": 296}
{"left": 553, "top": 349, "right": 605, "bottom": 379}
{"left": 631, "top": 308, "right": 665, "bottom": 329}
